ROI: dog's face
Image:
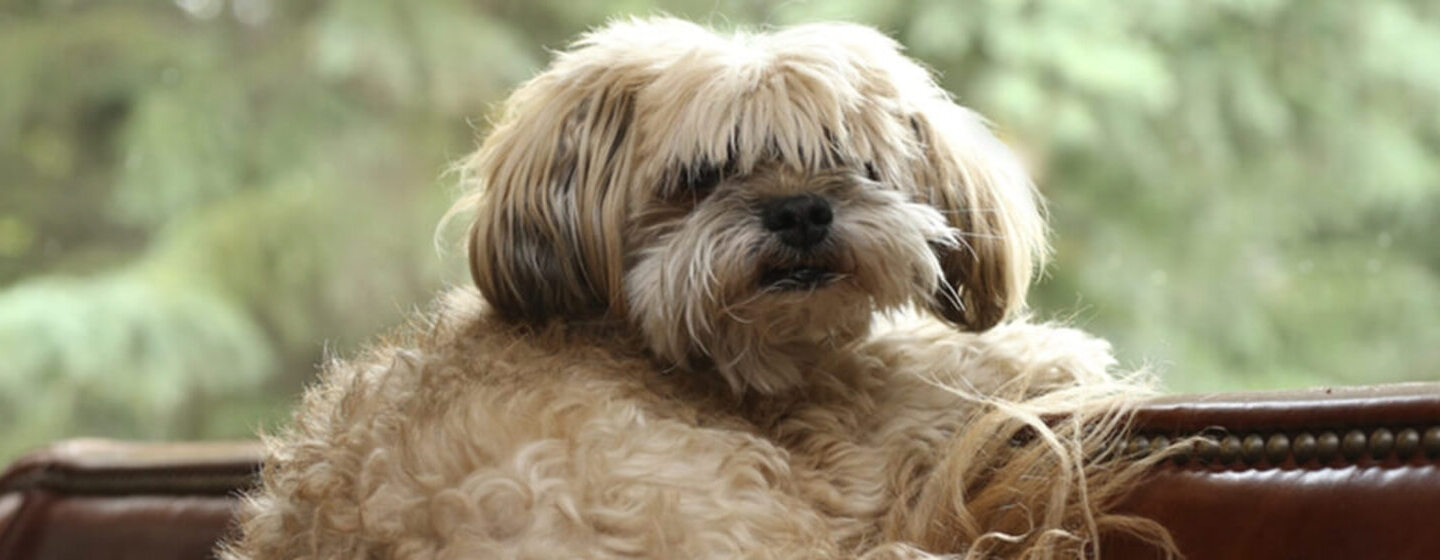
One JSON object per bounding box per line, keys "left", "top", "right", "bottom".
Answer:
{"left": 459, "top": 18, "right": 1047, "bottom": 393}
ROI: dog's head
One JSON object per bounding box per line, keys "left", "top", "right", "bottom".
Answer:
{"left": 457, "top": 18, "right": 1047, "bottom": 393}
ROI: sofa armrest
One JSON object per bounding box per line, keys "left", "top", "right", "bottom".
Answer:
{"left": 1108, "top": 382, "right": 1440, "bottom": 559}
{"left": 0, "top": 439, "right": 262, "bottom": 560}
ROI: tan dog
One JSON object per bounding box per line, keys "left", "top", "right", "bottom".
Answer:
{"left": 224, "top": 18, "right": 1176, "bottom": 559}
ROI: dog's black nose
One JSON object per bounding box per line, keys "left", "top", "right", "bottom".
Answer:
{"left": 761, "top": 195, "right": 832, "bottom": 249}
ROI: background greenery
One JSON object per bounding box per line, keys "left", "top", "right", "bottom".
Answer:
{"left": 2, "top": 0, "right": 1437, "bottom": 461}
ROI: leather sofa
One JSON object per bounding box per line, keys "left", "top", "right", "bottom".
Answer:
{"left": 3, "top": 383, "right": 1438, "bottom": 559}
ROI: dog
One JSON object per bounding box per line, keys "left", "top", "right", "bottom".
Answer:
{"left": 223, "top": 17, "right": 1178, "bottom": 559}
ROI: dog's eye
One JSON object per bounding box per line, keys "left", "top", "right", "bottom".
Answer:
{"left": 678, "top": 164, "right": 723, "bottom": 194}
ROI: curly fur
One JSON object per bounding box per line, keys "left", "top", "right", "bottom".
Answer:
{"left": 223, "top": 17, "right": 1179, "bottom": 559}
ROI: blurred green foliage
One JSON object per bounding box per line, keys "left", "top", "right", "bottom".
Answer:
{"left": 1, "top": 0, "right": 1437, "bottom": 460}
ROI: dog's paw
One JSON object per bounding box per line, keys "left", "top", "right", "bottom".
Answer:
{"left": 968, "top": 322, "right": 1118, "bottom": 389}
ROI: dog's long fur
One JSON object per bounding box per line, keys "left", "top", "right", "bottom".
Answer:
{"left": 224, "top": 18, "right": 1178, "bottom": 559}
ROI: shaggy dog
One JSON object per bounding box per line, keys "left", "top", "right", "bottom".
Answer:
{"left": 224, "top": 18, "right": 1178, "bottom": 559}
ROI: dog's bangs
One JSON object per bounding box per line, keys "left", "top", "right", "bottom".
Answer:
{"left": 632, "top": 40, "right": 937, "bottom": 190}
{"left": 651, "top": 88, "right": 919, "bottom": 186}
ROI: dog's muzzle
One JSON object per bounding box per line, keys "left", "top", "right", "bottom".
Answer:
{"left": 758, "top": 195, "right": 840, "bottom": 290}
{"left": 760, "top": 194, "right": 832, "bottom": 249}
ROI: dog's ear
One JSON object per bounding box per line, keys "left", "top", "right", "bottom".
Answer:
{"left": 462, "top": 74, "right": 637, "bottom": 324}
{"left": 908, "top": 101, "right": 1048, "bottom": 331}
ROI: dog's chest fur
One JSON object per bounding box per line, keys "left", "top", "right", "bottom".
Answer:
{"left": 251, "top": 289, "right": 1011, "bottom": 558}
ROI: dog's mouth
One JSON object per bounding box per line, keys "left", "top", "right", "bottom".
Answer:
{"left": 760, "top": 265, "right": 839, "bottom": 291}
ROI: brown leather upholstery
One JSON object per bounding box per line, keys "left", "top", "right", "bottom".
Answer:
{"left": 1106, "top": 383, "right": 1440, "bottom": 559}
{"left": 0, "top": 439, "right": 261, "bottom": 560}
{"left": 2, "top": 383, "right": 1438, "bottom": 559}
